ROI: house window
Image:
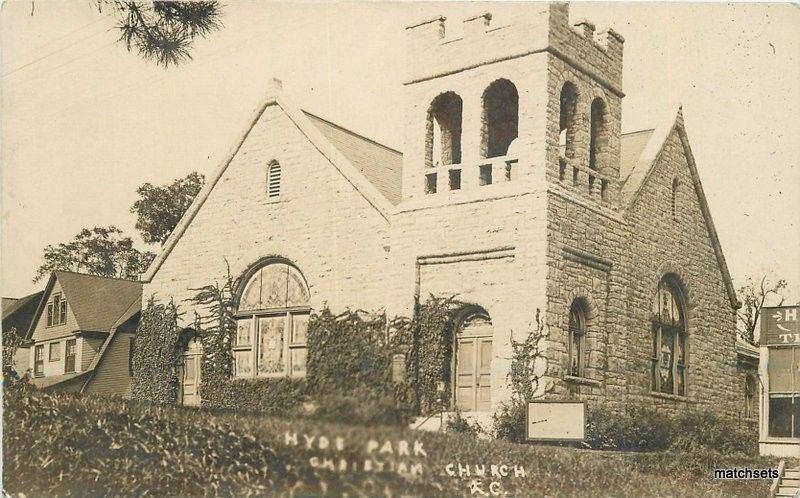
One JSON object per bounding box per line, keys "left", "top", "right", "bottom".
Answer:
{"left": 65, "top": 339, "right": 77, "bottom": 373}
{"left": 46, "top": 292, "right": 67, "bottom": 327}
{"left": 426, "top": 92, "right": 463, "bottom": 167}
{"left": 233, "top": 262, "right": 310, "bottom": 378}
{"left": 49, "top": 342, "right": 61, "bottom": 362}
{"left": 479, "top": 164, "right": 492, "bottom": 186}
{"left": 34, "top": 345, "right": 44, "bottom": 376}
{"left": 481, "top": 79, "right": 519, "bottom": 158}
{"left": 651, "top": 277, "right": 687, "bottom": 396}
{"left": 267, "top": 162, "right": 281, "bottom": 199}
{"left": 744, "top": 374, "right": 758, "bottom": 419}
{"left": 568, "top": 299, "right": 587, "bottom": 377}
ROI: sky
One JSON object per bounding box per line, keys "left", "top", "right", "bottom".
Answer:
{"left": 2, "top": 1, "right": 799, "bottom": 303}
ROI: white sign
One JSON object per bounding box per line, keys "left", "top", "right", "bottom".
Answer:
{"left": 526, "top": 401, "right": 586, "bottom": 442}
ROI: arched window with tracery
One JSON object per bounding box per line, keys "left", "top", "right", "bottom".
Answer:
{"left": 233, "top": 261, "right": 310, "bottom": 378}
{"left": 568, "top": 299, "right": 588, "bottom": 378}
{"left": 481, "top": 79, "right": 519, "bottom": 158}
{"left": 426, "top": 92, "right": 463, "bottom": 167}
{"left": 651, "top": 277, "right": 687, "bottom": 395}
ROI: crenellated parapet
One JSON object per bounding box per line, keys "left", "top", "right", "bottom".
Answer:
{"left": 405, "top": 3, "right": 623, "bottom": 92}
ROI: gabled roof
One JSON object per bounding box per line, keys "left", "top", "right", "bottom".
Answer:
{"left": 30, "top": 371, "right": 88, "bottom": 390}
{"left": 2, "top": 291, "right": 44, "bottom": 333}
{"left": 28, "top": 271, "right": 142, "bottom": 338}
{"left": 620, "top": 106, "right": 740, "bottom": 310}
{"left": 305, "top": 112, "right": 403, "bottom": 205}
{"left": 619, "top": 129, "right": 654, "bottom": 182}
{"left": 142, "top": 80, "right": 396, "bottom": 282}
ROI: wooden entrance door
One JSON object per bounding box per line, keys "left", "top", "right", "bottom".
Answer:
{"left": 455, "top": 315, "right": 493, "bottom": 412}
{"left": 180, "top": 339, "right": 202, "bottom": 406}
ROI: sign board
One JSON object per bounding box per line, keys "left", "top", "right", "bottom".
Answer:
{"left": 761, "top": 306, "right": 800, "bottom": 346}
{"left": 526, "top": 401, "right": 586, "bottom": 442}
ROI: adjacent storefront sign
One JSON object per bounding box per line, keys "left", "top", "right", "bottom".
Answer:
{"left": 761, "top": 306, "right": 800, "bottom": 346}
{"left": 526, "top": 401, "right": 585, "bottom": 442}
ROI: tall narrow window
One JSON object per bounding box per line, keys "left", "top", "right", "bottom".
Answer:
{"left": 234, "top": 261, "right": 310, "bottom": 379}
{"left": 481, "top": 79, "right": 519, "bottom": 158}
{"left": 65, "top": 339, "right": 77, "bottom": 373}
{"left": 671, "top": 178, "right": 679, "bottom": 217}
{"left": 568, "top": 299, "right": 587, "bottom": 377}
{"left": 651, "top": 277, "right": 687, "bottom": 395}
{"left": 426, "top": 92, "right": 463, "bottom": 167}
{"left": 589, "top": 98, "right": 607, "bottom": 171}
{"left": 267, "top": 162, "right": 281, "bottom": 199}
{"left": 559, "top": 82, "right": 578, "bottom": 162}
{"left": 34, "top": 345, "right": 44, "bottom": 376}
{"left": 47, "top": 292, "right": 67, "bottom": 327}
{"left": 744, "top": 374, "right": 758, "bottom": 419}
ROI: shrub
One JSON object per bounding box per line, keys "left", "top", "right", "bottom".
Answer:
{"left": 310, "top": 388, "right": 413, "bottom": 427}
{"left": 584, "top": 402, "right": 759, "bottom": 456}
{"left": 493, "top": 401, "right": 528, "bottom": 443}
{"left": 585, "top": 403, "right": 671, "bottom": 451}
{"left": 670, "top": 409, "right": 758, "bottom": 456}
{"left": 445, "top": 410, "right": 483, "bottom": 437}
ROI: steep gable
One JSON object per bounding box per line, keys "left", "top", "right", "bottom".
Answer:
{"left": 28, "top": 272, "right": 142, "bottom": 341}
{"left": 143, "top": 82, "right": 397, "bottom": 282}
{"left": 623, "top": 107, "right": 738, "bottom": 309}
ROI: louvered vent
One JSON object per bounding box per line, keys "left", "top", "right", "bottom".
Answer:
{"left": 267, "top": 163, "right": 281, "bottom": 198}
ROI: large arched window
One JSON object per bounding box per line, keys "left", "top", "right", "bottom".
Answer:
{"left": 559, "top": 82, "right": 578, "bottom": 162}
{"left": 589, "top": 97, "right": 607, "bottom": 171}
{"left": 233, "top": 261, "right": 310, "bottom": 378}
{"left": 568, "top": 299, "right": 587, "bottom": 378}
{"left": 651, "top": 277, "right": 687, "bottom": 395}
{"left": 426, "top": 92, "right": 463, "bottom": 167}
{"left": 481, "top": 79, "right": 519, "bottom": 158}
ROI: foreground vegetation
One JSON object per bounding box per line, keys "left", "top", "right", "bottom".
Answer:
{"left": 3, "top": 383, "right": 783, "bottom": 497}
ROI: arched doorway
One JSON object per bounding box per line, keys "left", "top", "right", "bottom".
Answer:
{"left": 454, "top": 311, "right": 493, "bottom": 412}
{"left": 180, "top": 337, "right": 202, "bottom": 406}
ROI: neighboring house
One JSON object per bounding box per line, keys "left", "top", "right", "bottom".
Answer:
{"left": 2, "top": 291, "right": 45, "bottom": 373}
{"left": 26, "top": 271, "right": 141, "bottom": 396}
{"left": 142, "top": 4, "right": 747, "bottom": 419}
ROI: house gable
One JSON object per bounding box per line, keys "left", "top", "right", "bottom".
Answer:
{"left": 29, "top": 275, "right": 81, "bottom": 342}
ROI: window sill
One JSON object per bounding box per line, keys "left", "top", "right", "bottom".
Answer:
{"left": 564, "top": 375, "right": 602, "bottom": 387}
{"left": 649, "top": 391, "right": 694, "bottom": 403}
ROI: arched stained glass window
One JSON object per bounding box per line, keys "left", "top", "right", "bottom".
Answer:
{"left": 233, "top": 262, "right": 310, "bottom": 379}
{"left": 651, "top": 277, "right": 687, "bottom": 395}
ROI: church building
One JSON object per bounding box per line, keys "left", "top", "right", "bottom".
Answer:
{"left": 141, "top": 4, "right": 747, "bottom": 419}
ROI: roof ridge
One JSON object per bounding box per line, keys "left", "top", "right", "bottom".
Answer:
{"left": 55, "top": 270, "right": 142, "bottom": 284}
{"left": 621, "top": 128, "right": 655, "bottom": 137}
{"left": 302, "top": 110, "right": 403, "bottom": 156}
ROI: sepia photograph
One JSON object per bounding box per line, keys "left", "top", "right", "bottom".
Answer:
{"left": 1, "top": 1, "right": 799, "bottom": 496}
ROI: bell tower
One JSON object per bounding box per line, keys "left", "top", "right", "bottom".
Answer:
{"left": 401, "top": 3, "right": 624, "bottom": 207}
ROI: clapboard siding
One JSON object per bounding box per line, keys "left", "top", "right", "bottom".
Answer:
{"left": 85, "top": 332, "right": 134, "bottom": 398}
{"left": 81, "top": 336, "right": 104, "bottom": 371}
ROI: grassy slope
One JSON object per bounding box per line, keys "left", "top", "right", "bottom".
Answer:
{"left": 2, "top": 384, "right": 781, "bottom": 497}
